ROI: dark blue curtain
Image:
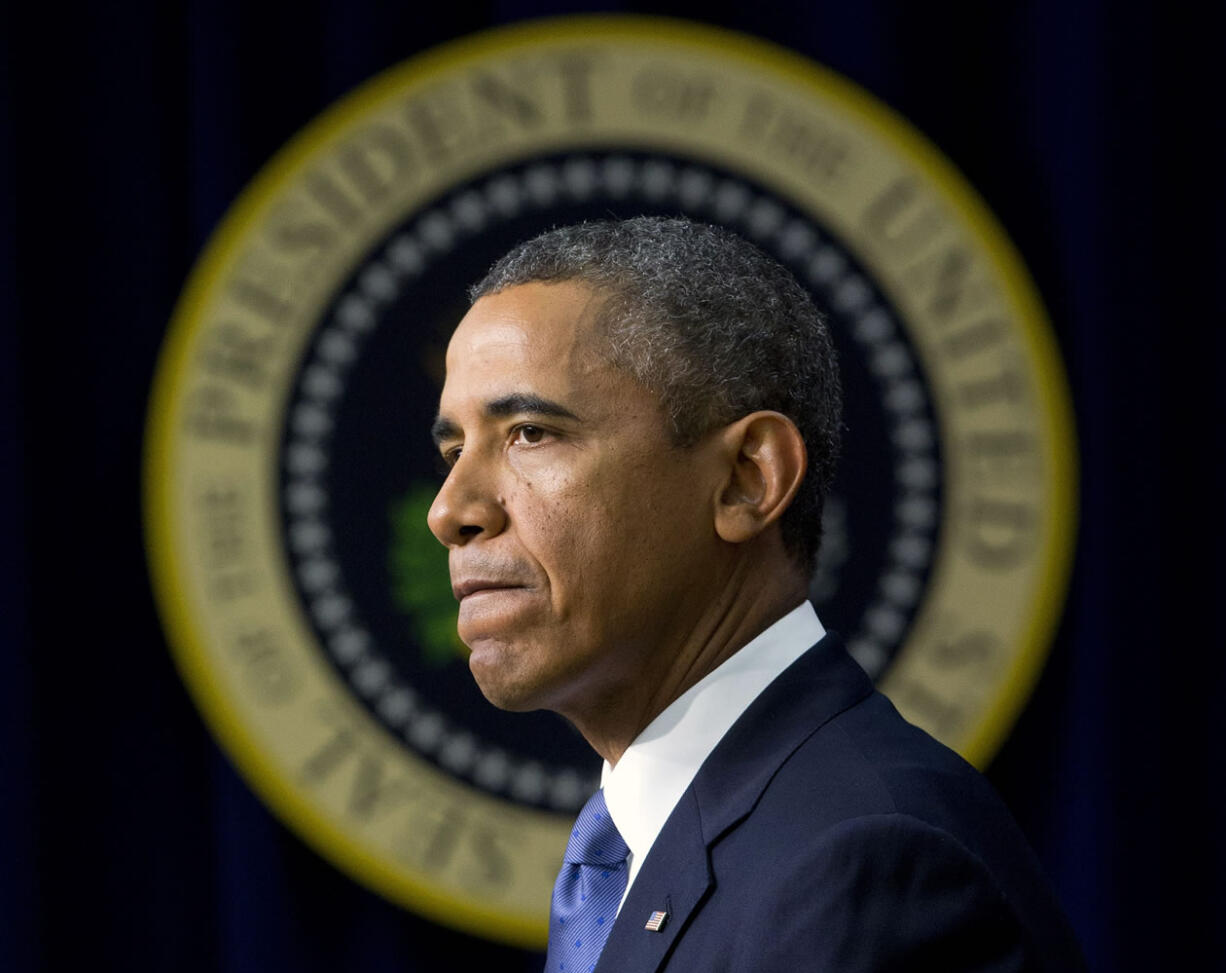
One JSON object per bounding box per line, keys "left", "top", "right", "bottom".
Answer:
{"left": 3, "top": 2, "right": 1219, "bottom": 971}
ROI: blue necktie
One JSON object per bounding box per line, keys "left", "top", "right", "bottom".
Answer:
{"left": 545, "top": 789, "right": 629, "bottom": 973}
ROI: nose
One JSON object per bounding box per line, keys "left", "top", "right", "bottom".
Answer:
{"left": 427, "top": 456, "right": 507, "bottom": 547}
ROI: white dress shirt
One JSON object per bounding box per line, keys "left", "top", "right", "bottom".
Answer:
{"left": 601, "top": 601, "right": 826, "bottom": 909}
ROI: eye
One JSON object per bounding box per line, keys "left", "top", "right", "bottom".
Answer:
{"left": 437, "top": 445, "right": 462, "bottom": 474}
{"left": 512, "top": 424, "right": 547, "bottom": 445}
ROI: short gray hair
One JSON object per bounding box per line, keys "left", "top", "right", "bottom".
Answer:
{"left": 470, "top": 216, "right": 841, "bottom": 571}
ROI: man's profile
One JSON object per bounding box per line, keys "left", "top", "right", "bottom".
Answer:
{"left": 428, "top": 217, "right": 1082, "bottom": 971}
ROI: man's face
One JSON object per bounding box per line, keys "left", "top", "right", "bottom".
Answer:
{"left": 428, "top": 281, "right": 724, "bottom": 718}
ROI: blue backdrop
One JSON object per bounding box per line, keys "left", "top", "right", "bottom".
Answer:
{"left": 2, "top": 2, "right": 1220, "bottom": 971}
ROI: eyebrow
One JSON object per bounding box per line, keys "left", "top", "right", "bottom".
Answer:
{"left": 430, "top": 393, "right": 582, "bottom": 446}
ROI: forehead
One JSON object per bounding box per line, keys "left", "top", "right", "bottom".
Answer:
{"left": 442, "top": 281, "right": 612, "bottom": 400}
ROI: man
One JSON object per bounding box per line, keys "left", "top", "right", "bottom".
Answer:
{"left": 428, "top": 217, "right": 1083, "bottom": 971}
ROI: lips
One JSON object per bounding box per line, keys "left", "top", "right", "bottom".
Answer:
{"left": 452, "top": 578, "right": 530, "bottom": 601}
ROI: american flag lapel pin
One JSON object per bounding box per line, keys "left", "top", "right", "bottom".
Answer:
{"left": 644, "top": 910, "right": 669, "bottom": 932}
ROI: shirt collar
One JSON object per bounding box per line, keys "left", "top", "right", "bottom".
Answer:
{"left": 601, "top": 601, "right": 825, "bottom": 890}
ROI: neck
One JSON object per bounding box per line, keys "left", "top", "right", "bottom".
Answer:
{"left": 561, "top": 551, "right": 808, "bottom": 766}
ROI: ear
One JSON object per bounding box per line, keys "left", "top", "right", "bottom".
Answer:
{"left": 713, "top": 411, "right": 807, "bottom": 545}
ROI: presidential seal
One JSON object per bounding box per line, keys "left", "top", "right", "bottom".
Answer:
{"left": 144, "top": 16, "right": 1076, "bottom": 947}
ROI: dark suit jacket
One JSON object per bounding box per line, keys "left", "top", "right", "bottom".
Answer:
{"left": 594, "top": 633, "right": 1084, "bottom": 972}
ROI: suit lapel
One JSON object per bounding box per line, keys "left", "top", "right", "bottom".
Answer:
{"left": 694, "top": 632, "right": 873, "bottom": 842}
{"left": 594, "top": 789, "right": 711, "bottom": 973}
{"left": 595, "top": 633, "right": 874, "bottom": 973}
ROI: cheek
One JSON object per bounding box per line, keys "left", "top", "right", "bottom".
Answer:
{"left": 505, "top": 475, "right": 589, "bottom": 569}
{"left": 511, "top": 481, "right": 627, "bottom": 609}
{"left": 506, "top": 449, "right": 703, "bottom": 599}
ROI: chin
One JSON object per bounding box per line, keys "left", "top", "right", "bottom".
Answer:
{"left": 466, "top": 640, "right": 547, "bottom": 713}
